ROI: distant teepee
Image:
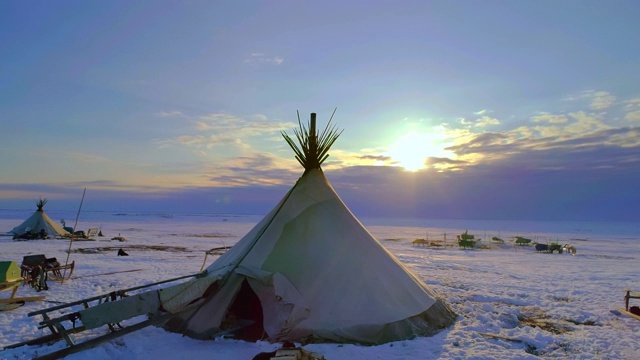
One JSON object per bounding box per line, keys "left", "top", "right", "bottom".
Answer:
{"left": 10, "top": 198, "right": 70, "bottom": 238}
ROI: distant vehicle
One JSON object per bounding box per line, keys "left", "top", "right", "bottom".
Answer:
{"left": 457, "top": 231, "right": 478, "bottom": 249}
{"left": 514, "top": 236, "right": 532, "bottom": 246}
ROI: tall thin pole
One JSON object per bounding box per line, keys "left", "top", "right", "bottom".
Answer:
{"left": 309, "top": 112, "right": 318, "bottom": 169}
{"left": 61, "top": 188, "right": 86, "bottom": 283}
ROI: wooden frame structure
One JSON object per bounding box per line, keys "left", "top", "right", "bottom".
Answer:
{"left": 614, "top": 289, "right": 640, "bottom": 322}
{"left": 20, "top": 255, "right": 75, "bottom": 283}
{"left": 1, "top": 261, "right": 46, "bottom": 311}
{"left": 5, "top": 272, "right": 202, "bottom": 360}
{"left": 624, "top": 289, "right": 640, "bottom": 312}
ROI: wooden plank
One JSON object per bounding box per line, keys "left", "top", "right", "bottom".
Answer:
{"left": 5, "top": 326, "right": 86, "bottom": 349}
{"left": 0, "top": 280, "right": 21, "bottom": 293}
{"left": 52, "top": 319, "right": 75, "bottom": 347}
{"left": 38, "top": 312, "right": 81, "bottom": 328}
{"left": 0, "top": 301, "right": 25, "bottom": 311}
{"left": 0, "top": 296, "right": 45, "bottom": 303}
{"left": 617, "top": 307, "right": 640, "bottom": 322}
{"left": 28, "top": 272, "right": 200, "bottom": 317}
{"left": 33, "top": 313, "right": 173, "bottom": 360}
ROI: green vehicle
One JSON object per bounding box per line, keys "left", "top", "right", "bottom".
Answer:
{"left": 457, "top": 231, "right": 478, "bottom": 249}
{"left": 514, "top": 236, "right": 532, "bottom": 246}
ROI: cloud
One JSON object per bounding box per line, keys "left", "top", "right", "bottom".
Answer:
{"left": 626, "top": 111, "right": 640, "bottom": 122}
{"left": 65, "top": 152, "right": 116, "bottom": 165}
{"left": 532, "top": 113, "right": 568, "bottom": 124}
{"left": 583, "top": 90, "right": 616, "bottom": 110}
{"left": 623, "top": 97, "right": 640, "bottom": 122}
{"left": 475, "top": 116, "right": 500, "bottom": 127}
{"left": 457, "top": 116, "right": 499, "bottom": 128}
{"left": 527, "top": 112, "right": 610, "bottom": 140}
{"left": 243, "top": 53, "right": 284, "bottom": 65}
{"left": 624, "top": 97, "right": 640, "bottom": 109}
{"left": 208, "top": 159, "right": 298, "bottom": 187}
{"left": 160, "top": 113, "right": 295, "bottom": 152}
{"left": 426, "top": 157, "right": 467, "bottom": 171}
{"left": 563, "top": 90, "right": 616, "bottom": 111}
{"left": 358, "top": 154, "right": 392, "bottom": 162}
{"left": 441, "top": 109, "right": 638, "bottom": 177}
{"left": 156, "top": 111, "right": 188, "bottom": 118}
{"left": 174, "top": 135, "right": 207, "bottom": 146}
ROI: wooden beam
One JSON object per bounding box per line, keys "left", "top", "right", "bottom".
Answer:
{"left": 4, "top": 326, "right": 86, "bottom": 349}
{"left": 0, "top": 296, "right": 45, "bottom": 303}
{"left": 28, "top": 272, "right": 201, "bottom": 317}
{"left": 33, "top": 313, "right": 173, "bottom": 360}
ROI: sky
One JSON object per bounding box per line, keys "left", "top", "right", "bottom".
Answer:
{"left": 1, "top": 1, "right": 639, "bottom": 221}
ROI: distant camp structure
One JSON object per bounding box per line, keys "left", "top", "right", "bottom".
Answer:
{"left": 457, "top": 230, "right": 478, "bottom": 249}
{"left": 514, "top": 236, "right": 533, "bottom": 246}
{"left": 10, "top": 199, "right": 70, "bottom": 239}
{"left": 19, "top": 112, "right": 456, "bottom": 358}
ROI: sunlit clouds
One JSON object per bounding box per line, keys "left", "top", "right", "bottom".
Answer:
{"left": 387, "top": 128, "right": 455, "bottom": 171}
{"left": 587, "top": 91, "right": 616, "bottom": 110}
{"left": 624, "top": 98, "right": 640, "bottom": 122}
{"left": 148, "top": 89, "right": 640, "bottom": 185}
{"left": 158, "top": 112, "right": 295, "bottom": 157}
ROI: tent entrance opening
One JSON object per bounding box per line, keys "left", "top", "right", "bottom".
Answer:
{"left": 222, "top": 279, "right": 264, "bottom": 341}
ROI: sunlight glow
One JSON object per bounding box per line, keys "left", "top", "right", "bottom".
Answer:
{"left": 387, "top": 129, "right": 453, "bottom": 171}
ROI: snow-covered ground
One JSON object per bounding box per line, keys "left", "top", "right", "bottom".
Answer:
{"left": 1, "top": 214, "right": 639, "bottom": 359}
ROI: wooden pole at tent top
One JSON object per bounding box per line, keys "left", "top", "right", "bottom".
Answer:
{"left": 309, "top": 112, "right": 317, "bottom": 167}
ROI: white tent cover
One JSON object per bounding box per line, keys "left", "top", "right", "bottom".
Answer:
{"left": 155, "top": 169, "right": 456, "bottom": 344}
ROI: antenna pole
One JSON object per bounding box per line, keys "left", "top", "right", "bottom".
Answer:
{"left": 61, "top": 188, "right": 86, "bottom": 283}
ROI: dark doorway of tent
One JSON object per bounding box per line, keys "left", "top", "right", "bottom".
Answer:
{"left": 221, "top": 279, "right": 264, "bottom": 341}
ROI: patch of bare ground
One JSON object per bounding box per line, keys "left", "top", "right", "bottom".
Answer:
{"left": 167, "top": 233, "right": 234, "bottom": 238}
{"left": 72, "top": 245, "right": 233, "bottom": 254}
{"left": 517, "top": 306, "right": 599, "bottom": 336}
{"left": 518, "top": 307, "right": 572, "bottom": 334}
{"left": 73, "top": 245, "right": 189, "bottom": 253}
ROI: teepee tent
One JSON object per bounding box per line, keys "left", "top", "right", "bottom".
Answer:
{"left": 10, "top": 198, "right": 69, "bottom": 238}
{"left": 157, "top": 112, "right": 456, "bottom": 343}
{"left": 70, "top": 112, "right": 456, "bottom": 346}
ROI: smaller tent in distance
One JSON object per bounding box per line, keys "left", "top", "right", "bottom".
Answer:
{"left": 10, "top": 199, "right": 69, "bottom": 239}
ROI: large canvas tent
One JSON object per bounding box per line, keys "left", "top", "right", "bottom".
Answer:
{"left": 74, "top": 113, "right": 456, "bottom": 345}
{"left": 159, "top": 112, "right": 455, "bottom": 343}
{"left": 10, "top": 199, "right": 69, "bottom": 238}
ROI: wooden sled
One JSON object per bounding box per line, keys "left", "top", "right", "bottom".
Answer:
{"left": 617, "top": 289, "right": 640, "bottom": 321}
{"left": 20, "top": 255, "right": 75, "bottom": 283}
{"left": 5, "top": 272, "right": 203, "bottom": 360}
{"left": 1, "top": 261, "right": 46, "bottom": 311}
{"left": 0, "top": 300, "right": 26, "bottom": 311}
{"left": 616, "top": 307, "right": 640, "bottom": 322}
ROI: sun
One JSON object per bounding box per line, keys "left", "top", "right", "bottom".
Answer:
{"left": 387, "top": 130, "right": 452, "bottom": 171}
